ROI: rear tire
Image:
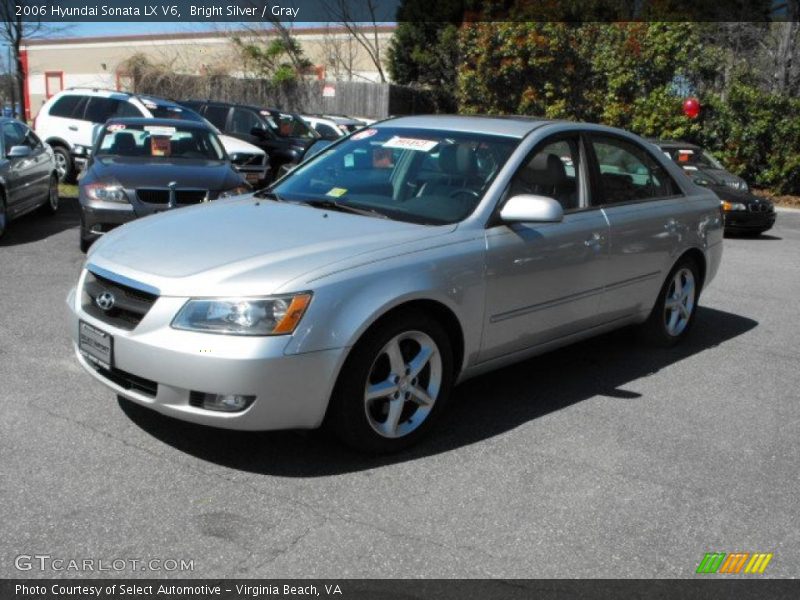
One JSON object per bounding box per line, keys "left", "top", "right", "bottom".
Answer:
{"left": 327, "top": 311, "right": 454, "bottom": 454}
{"left": 639, "top": 256, "right": 700, "bottom": 347}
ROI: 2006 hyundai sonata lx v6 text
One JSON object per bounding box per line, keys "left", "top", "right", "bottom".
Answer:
{"left": 67, "top": 115, "right": 724, "bottom": 453}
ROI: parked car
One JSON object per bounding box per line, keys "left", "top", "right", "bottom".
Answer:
{"left": 34, "top": 88, "right": 269, "bottom": 185}
{"left": 67, "top": 116, "right": 723, "bottom": 453}
{"left": 654, "top": 140, "right": 775, "bottom": 235}
{"left": 695, "top": 170, "right": 775, "bottom": 236}
{"left": 302, "top": 115, "right": 365, "bottom": 140}
{"left": 274, "top": 138, "right": 335, "bottom": 180}
{"left": 180, "top": 100, "right": 318, "bottom": 178}
{"left": 0, "top": 117, "right": 59, "bottom": 239}
{"left": 78, "top": 118, "right": 249, "bottom": 252}
{"left": 655, "top": 140, "right": 749, "bottom": 191}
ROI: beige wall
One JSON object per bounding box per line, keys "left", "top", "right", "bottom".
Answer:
{"left": 24, "top": 28, "right": 393, "bottom": 116}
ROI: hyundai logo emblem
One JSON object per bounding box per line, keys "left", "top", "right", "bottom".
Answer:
{"left": 95, "top": 291, "right": 116, "bottom": 311}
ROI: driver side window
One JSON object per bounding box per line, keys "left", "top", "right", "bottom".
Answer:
{"left": 509, "top": 137, "right": 581, "bottom": 211}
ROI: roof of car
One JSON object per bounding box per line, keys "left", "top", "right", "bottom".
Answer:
{"left": 376, "top": 114, "right": 554, "bottom": 138}
{"left": 189, "top": 100, "right": 285, "bottom": 114}
{"left": 103, "top": 117, "right": 212, "bottom": 130}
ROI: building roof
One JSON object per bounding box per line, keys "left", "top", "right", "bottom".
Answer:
{"left": 22, "top": 25, "right": 396, "bottom": 48}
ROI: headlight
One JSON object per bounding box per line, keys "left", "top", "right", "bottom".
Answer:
{"left": 219, "top": 184, "right": 251, "bottom": 198}
{"left": 721, "top": 200, "right": 747, "bottom": 211}
{"left": 172, "top": 293, "right": 312, "bottom": 336}
{"left": 84, "top": 182, "right": 128, "bottom": 203}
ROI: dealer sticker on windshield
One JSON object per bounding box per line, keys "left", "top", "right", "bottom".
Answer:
{"left": 144, "top": 125, "right": 176, "bottom": 136}
{"left": 383, "top": 136, "right": 438, "bottom": 152}
{"left": 326, "top": 187, "right": 348, "bottom": 198}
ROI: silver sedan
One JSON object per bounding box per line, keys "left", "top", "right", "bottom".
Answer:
{"left": 67, "top": 116, "right": 723, "bottom": 453}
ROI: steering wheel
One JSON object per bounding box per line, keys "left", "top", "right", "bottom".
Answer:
{"left": 449, "top": 189, "right": 480, "bottom": 199}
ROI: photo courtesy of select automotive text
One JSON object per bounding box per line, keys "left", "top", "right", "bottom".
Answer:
{"left": 1, "top": 0, "right": 800, "bottom": 597}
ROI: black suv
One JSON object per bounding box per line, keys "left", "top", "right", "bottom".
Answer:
{"left": 181, "top": 101, "right": 318, "bottom": 178}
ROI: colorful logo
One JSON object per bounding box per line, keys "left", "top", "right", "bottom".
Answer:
{"left": 696, "top": 552, "right": 773, "bottom": 574}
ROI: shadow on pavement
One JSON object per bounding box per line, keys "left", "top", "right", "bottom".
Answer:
{"left": 0, "top": 197, "right": 80, "bottom": 247}
{"left": 120, "top": 306, "right": 758, "bottom": 476}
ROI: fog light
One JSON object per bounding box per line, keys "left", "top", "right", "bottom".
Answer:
{"left": 190, "top": 392, "right": 255, "bottom": 412}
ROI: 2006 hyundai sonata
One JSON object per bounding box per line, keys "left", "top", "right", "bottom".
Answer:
{"left": 67, "top": 116, "right": 723, "bottom": 453}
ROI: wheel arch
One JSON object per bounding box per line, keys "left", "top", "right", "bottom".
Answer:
{"left": 45, "top": 137, "right": 72, "bottom": 150}
{"left": 675, "top": 247, "right": 707, "bottom": 292}
{"left": 354, "top": 298, "right": 466, "bottom": 380}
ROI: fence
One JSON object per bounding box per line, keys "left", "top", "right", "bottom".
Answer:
{"left": 128, "top": 71, "right": 437, "bottom": 119}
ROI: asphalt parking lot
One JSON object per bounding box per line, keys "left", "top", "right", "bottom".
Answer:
{"left": 1, "top": 198, "right": 799, "bottom": 579}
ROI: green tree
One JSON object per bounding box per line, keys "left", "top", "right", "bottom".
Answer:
{"left": 233, "top": 30, "right": 312, "bottom": 84}
{"left": 387, "top": 0, "right": 463, "bottom": 110}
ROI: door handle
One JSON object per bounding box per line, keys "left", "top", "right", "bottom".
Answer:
{"left": 68, "top": 125, "right": 78, "bottom": 131}
{"left": 584, "top": 232, "right": 604, "bottom": 248}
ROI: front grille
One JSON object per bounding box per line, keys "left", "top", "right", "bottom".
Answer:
{"left": 231, "top": 152, "right": 265, "bottom": 167}
{"left": 82, "top": 270, "right": 158, "bottom": 331}
{"left": 136, "top": 189, "right": 208, "bottom": 205}
{"left": 90, "top": 363, "right": 158, "bottom": 397}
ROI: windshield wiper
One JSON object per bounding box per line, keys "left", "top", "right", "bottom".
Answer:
{"left": 254, "top": 190, "right": 287, "bottom": 202}
{"left": 302, "top": 199, "right": 390, "bottom": 219}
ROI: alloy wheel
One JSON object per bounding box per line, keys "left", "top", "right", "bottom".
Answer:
{"left": 363, "top": 330, "right": 442, "bottom": 439}
{"left": 663, "top": 267, "right": 696, "bottom": 337}
{"left": 54, "top": 152, "right": 68, "bottom": 180}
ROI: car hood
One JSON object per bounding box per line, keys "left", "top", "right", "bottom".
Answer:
{"left": 89, "top": 157, "right": 235, "bottom": 190}
{"left": 707, "top": 184, "right": 768, "bottom": 204}
{"left": 87, "top": 197, "right": 456, "bottom": 297}
{"left": 700, "top": 168, "right": 747, "bottom": 187}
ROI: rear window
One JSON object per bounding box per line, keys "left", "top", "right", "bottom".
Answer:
{"left": 96, "top": 123, "right": 225, "bottom": 160}
{"left": 48, "top": 95, "right": 83, "bottom": 118}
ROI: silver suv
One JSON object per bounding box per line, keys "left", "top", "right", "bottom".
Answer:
{"left": 67, "top": 116, "right": 724, "bottom": 453}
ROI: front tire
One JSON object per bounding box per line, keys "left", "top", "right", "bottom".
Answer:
{"left": 328, "top": 311, "right": 454, "bottom": 454}
{"left": 52, "top": 146, "right": 74, "bottom": 183}
{"left": 42, "top": 174, "right": 59, "bottom": 214}
{"left": 640, "top": 257, "right": 700, "bottom": 347}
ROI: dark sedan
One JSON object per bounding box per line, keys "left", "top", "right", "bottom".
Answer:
{"left": 0, "top": 117, "right": 59, "bottom": 239}
{"left": 654, "top": 140, "right": 775, "bottom": 236}
{"left": 79, "top": 118, "right": 249, "bottom": 251}
{"left": 696, "top": 171, "right": 776, "bottom": 235}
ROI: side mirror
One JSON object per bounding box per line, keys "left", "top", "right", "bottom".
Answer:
{"left": 500, "top": 194, "right": 564, "bottom": 223}
{"left": 8, "top": 145, "right": 31, "bottom": 158}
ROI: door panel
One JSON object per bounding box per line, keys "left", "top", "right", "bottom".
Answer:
{"left": 587, "top": 134, "right": 686, "bottom": 318}
{"left": 2, "top": 121, "right": 36, "bottom": 211}
{"left": 482, "top": 210, "right": 610, "bottom": 362}
{"left": 601, "top": 199, "right": 687, "bottom": 317}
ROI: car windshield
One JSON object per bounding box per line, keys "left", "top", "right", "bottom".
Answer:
{"left": 271, "top": 127, "right": 519, "bottom": 225}
{"left": 262, "top": 110, "right": 318, "bottom": 139}
{"left": 95, "top": 123, "right": 225, "bottom": 160}
{"left": 664, "top": 146, "right": 725, "bottom": 169}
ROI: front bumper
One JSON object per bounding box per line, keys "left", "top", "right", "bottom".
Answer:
{"left": 66, "top": 281, "right": 346, "bottom": 431}
{"left": 724, "top": 210, "right": 776, "bottom": 231}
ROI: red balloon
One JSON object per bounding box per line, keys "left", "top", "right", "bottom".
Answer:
{"left": 683, "top": 97, "right": 701, "bottom": 119}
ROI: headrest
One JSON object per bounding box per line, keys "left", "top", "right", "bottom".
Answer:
{"left": 523, "top": 153, "right": 566, "bottom": 187}
{"left": 439, "top": 144, "right": 477, "bottom": 175}
{"left": 113, "top": 132, "right": 137, "bottom": 153}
